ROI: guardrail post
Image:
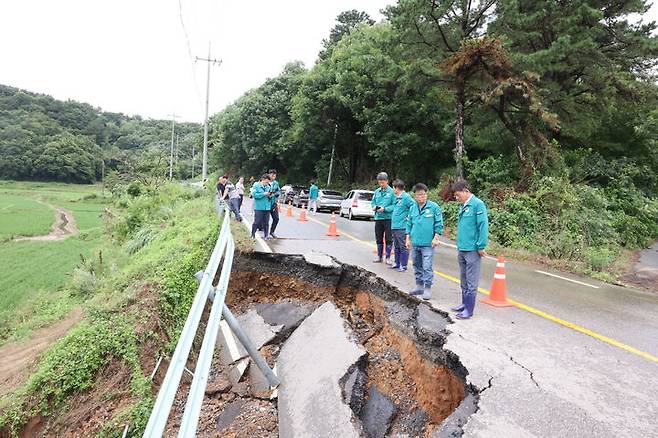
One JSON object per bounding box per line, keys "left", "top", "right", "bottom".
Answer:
{"left": 221, "top": 304, "right": 281, "bottom": 388}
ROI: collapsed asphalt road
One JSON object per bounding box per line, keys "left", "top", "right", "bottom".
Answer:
{"left": 164, "top": 252, "right": 477, "bottom": 437}
{"left": 239, "top": 201, "right": 658, "bottom": 437}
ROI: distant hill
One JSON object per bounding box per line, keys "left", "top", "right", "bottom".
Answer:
{"left": 0, "top": 85, "right": 201, "bottom": 183}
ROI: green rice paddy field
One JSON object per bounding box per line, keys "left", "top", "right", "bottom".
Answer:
{"left": 0, "top": 181, "right": 108, "bottom": 342}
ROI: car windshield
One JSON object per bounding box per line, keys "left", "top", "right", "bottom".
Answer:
{"left": 357, "top": 192, "right": 374, "bottom": 201}
{"left": 322, "top": 191, "right": 343, "bottom": 196}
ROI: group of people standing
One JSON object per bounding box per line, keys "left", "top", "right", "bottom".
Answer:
{"left": 216, "top": 170, "right": 280, "bottom": 240}
{"left": 370, "top": 172, "right": 489, "bottom": 320}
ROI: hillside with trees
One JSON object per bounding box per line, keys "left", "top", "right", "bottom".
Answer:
{"left": 0, "top": 84, "right": 201, "bottom": 183}
{"left": 209, "top": 2, "right": 658, "bottom": 278}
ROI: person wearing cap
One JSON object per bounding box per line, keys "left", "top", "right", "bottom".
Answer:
{"left": 251, "top": 174, "right": 272, "bottom": 240}
{"left": 390, "top": 179, "right": 414, "bottom": 272}
{"left": 451, "top": 180, "right": 489, "bottom": 319}
{"left": 371, "top": 172, "right": 396, "bottom": 264}
{"left": 405, "top": 183, "right": 443, "bottom": 301}
{"left": 268, "top": 169, "right": 281, "bottom": 238}
{"left": 308, "top": 180, "right": 319, "bottom": 214}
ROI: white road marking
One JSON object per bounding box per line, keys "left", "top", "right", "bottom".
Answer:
{"left": 535, "top": 270, "right": 600, "bottom": 289}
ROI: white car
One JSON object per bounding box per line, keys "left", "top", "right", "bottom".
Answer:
{"left": 340, "top": 190, "right": 375, "bottom": 220}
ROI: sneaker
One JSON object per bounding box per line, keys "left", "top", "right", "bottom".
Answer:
{"left": 270, "top": 233, "right": 278, "bottom": 239}
{"left": 373, "top": 258, "right": 383, "bottom": 263}
{"left": 388, "top": 264, "right": 400, "bottom": 270}
{"left": 421, "top": 287, "right": 432, "bottom": 301}
{"left": 450, "top": 304, "right": 465, "bottom": 312}
{"left": 396, "top": 267, "right": 406, "bottom": 272}
{"left": 385, "top": 258, "right": 393, "bottom": 266}
{"left": 409, "top": 285, "right": 424, "bottom": 296}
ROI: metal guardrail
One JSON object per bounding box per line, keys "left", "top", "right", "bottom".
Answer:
{"left": 142, "top": 202, "right": 279, "bottom": 438}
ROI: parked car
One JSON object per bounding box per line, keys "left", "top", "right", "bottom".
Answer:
{"left": 280, "top": 185, "right": 305, "bottom": 204}
{"left": 293, "top": 189, "right": 343, "bottom": 212}
{"left": 317, "top": 190, "right": 343, "bottom": 211}
{"left": 340, "top": 190, "right": 375, "bottom": 220}
{"left": 292, "top": 189, "right": 308, "bottom": 207}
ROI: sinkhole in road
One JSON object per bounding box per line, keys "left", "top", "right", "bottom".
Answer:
{"left": 190, "top": 252, "right": 477, "bottom": 437}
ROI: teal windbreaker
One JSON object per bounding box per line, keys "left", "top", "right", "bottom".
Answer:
{"left": 252, "top": 182, "right": 272, "bottom": 211}
{"left": 405, "top": 200, "right": 444, "bottom": 247}
{"left": 269, "top": 180, "right": 280, "bottom": 208}
{"left": 370, "top": 186, "right": 395, "bottom": 220}
{"left": 456, "top": 195, "right": 489, "bottom": 251}
{"left": 391, "top": 191, "right": 414, "bottom": 230}
{"left": 308, "top": 184, "right": 319, "bottom": 200}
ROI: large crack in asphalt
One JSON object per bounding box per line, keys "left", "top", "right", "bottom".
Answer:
{"left": 174, "top": 252, "right": 484, "bottom": 437}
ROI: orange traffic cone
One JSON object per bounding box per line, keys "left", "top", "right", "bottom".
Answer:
{"left": 481, "top": 256, "right": 513, "bottom": 307}
{"left": 326, "top": 212, "right": 340, "bottom": 236}
{"left": 297, "top": 204, "right": 308, "bottom": 222}
{"left": 286, "top": 202, "right": 293, "bottom": 217}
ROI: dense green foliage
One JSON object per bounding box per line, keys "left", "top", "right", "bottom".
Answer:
{"left": 0, "top": 85, "right": 202, "bottom": 183}
{"left": 209, "top": 1, "right": 657, "bottom": 271}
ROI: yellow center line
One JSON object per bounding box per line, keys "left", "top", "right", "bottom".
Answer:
{"left": 292, "top": 208, "right": 658, "bottom": 364}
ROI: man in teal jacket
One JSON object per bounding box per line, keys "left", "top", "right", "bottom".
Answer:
{"left": 371, "top": 172, "right": 396, "bottom": 264}
{"left": 390, "top": 179, "right": 414, "bottom": 272}
{"left": 251, "top": 174, "right": 272, "bottom": 240}
{"left": 308, "top": 180, "right": 319, "bottom": 214}
{"left": 268, "top": 169, "right": 281, "bottom": 238}
{"left": 405, "top": 183, "right": 443, "bottom": 300}
{"left": 451, "top": 180, "right": 489, "bottom": 319}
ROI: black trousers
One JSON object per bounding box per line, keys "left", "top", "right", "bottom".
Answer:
{"left": 270, "top": 204, "right": 280, "bottom": 234}
{"left": 238, "top": 194, "right": 244, "bottom": 210}
{"left": 374, "top": 219, "right": 393, "bottom": 259}
{"left": 252, "top": 210, "right": 270, "bottom": 238}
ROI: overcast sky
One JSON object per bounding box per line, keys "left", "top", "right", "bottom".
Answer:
{"left": 0, "top": 0, "right": 393, "bottom": 122}
{"left": 0, "top": 0, "right": 656, "bottom": 123}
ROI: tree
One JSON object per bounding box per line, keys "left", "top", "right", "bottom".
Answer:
{"left": 387, "top": 0, "right": 497, "bottom": 179}
{"left": 490, "top": 0, "right": 658, "bottom": 160}
{"left": 319, "top": 10, "right": 375, "bottom": 60}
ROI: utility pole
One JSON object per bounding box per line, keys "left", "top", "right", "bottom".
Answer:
{"left": 192, "top": 144, "right": 196, "bottom": 180}
{"left": 167, "top": 113, "right": 179, "bottom": 180}
{"left": 175, "top": 134, "right": 179, "bottom": 166}
{"left": 196, "top": 42, "right": 221, "bottom": 181}
{"left": 327, "top": 122, "right": 338, "bottom": 186}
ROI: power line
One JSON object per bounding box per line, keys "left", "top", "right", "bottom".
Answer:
{"left": 177, "top": 0, "right": 204, "bottom": 110}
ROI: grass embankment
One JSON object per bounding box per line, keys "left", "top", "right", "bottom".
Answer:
{"left": 0, "top": 181, "right": 108, "bottom": 343}
{"left": 0, "top": 182, "right": 247, "bottom": 437}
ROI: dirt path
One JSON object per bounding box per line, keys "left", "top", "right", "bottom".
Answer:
{"left": 14, "top": 207, "right": 78, "bottom": 241}
{"left": 0, "top": 308, "right": 83, "bottom": 400}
